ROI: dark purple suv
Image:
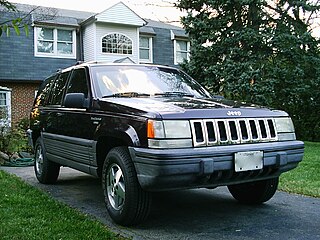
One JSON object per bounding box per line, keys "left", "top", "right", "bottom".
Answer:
{"left": 28, "top": 62, "right": 304, "bottom": 226}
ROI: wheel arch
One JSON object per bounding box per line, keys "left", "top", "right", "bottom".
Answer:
{"left": 95, "top": 127, "right": 139, "bottom": 178}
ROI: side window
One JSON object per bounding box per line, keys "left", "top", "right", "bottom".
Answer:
{"left": 49, "top": 71, "right": 70, "bottom": 105}
{"left": 35, "top": 75, "right": 56, "bottom": 107}
{"left": 66, "top": 68, "right": 89, "bottom": 98}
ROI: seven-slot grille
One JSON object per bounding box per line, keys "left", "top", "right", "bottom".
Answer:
{"left": 190, "top": 118, "right": 277, "bottom": 147}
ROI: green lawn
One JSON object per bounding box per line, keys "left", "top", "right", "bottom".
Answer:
{"left": 279, "top": 141, "right": 320, "bottom": 197}
{"left": 0, "top": 170, "right": 125, "bottom": 240}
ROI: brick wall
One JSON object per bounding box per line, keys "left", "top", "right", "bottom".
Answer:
{"left": 0, "top": 82, "right": 40, "bottom": 125}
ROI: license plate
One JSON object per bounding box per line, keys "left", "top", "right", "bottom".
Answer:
{"left": 235, "top": 151, "right": 263, "bottom": 172}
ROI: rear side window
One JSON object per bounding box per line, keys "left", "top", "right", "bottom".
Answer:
{"left": 66, "top": 68, "right": 89, "bottom": 97}
{"left": 48, "top": 71, "right": 70, "bottom": 105}
{"left": 34, "top": 75, "right": 56, "bottom": 107}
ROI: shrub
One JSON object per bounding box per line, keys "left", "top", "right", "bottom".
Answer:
{"left": 0, "top": 118, "right": 30, "bottom": 155}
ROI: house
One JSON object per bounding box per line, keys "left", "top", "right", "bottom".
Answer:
{"left": 0, "top": 2, "right": 190, "bottom": 126}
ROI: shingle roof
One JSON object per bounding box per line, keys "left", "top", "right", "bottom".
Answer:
{"left": 10, "top": 2, "right": 185, "bottom": 32}
{"left": 13, "top": 3, "right": 94, "bottom": 20}
{"left": 139, "top": 26, "right": 156, "bottom": 35}
{"left": 144, "top": 18, "right": 183, "bottom": 30}
{"left": 171, "top": 29, "right": 188, "bottom": 39}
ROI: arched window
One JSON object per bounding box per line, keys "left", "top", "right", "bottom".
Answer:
{"left": 102, "top": 33, "right": 132, "bottom": 54}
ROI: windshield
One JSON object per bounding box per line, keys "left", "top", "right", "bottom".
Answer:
{"left": 90, "top": 65, "right": 211, "bottom": 98}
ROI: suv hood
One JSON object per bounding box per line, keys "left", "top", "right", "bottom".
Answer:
{"left": 98, "top": 97, "right": 288, "bottom": 119}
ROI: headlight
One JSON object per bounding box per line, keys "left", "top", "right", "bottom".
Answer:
{"left": 274, "top": 117, "right": 295, "bottom": 133}
{"left": 147, "top": 120, "right": 192, "bottom": 148}
{"left": 274, "top": 117, "right": 296, "bottom": 141}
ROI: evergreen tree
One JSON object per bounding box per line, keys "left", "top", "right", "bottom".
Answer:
{"left": 177, "top": 0, "right": 320, "bottom": 140}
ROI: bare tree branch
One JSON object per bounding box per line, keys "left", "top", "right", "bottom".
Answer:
{"left": 0, "top": 2, "right": 57, "bottom": 36}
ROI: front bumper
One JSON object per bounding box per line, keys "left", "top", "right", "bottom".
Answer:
{"left": 129, "top": 140, "right": 304, "bottom": 191}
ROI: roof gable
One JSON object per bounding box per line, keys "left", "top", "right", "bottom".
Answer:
{"left": 95, "top": 2, "right": 146, "bottom": 26}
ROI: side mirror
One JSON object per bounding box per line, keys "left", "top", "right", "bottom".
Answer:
{"left": 64, "top": 93, "right": 85, "bottom": 108}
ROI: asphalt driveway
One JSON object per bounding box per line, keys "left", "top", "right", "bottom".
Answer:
{"left": 1, "top": 166, "right": 319, "bottom": 240}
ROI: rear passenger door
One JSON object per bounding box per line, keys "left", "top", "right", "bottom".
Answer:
{"left": 41, "top": 71, "right": 72, "bottom": 165}
{"left": 44, "top": 71, "right": 70, "bottom": 135}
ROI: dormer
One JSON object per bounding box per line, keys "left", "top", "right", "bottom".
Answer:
{"left": 81, "top": 2, "right": 146, "bottom": 63}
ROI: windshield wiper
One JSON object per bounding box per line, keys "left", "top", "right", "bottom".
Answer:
{"left": 102, "top": 92, "right": 150, "bottom": 98}
{"left": 154, "top": 91, "right": 194, "bottom": 98}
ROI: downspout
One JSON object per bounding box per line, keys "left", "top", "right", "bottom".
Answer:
{"left": 78, "top": 26, "right": 84, "bottom": 61}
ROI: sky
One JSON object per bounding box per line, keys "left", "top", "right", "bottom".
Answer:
{"left": 11, "top": 0, "right": 184, "bottom": 26}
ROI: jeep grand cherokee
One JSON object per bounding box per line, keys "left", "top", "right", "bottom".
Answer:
{"left": 28, "top": 62, "right": 304, "bottom": 226}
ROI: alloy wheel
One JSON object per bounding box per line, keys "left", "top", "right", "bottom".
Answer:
{"left": 107, "top": 163, "right": 125, "bottom": 210}
{"left": 35, "top": 146, "right": 43, "bottom": 175}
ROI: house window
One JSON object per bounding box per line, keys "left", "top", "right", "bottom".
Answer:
{"left": 0, "top": 90, "right": 11, "bottom": 127}
{"left": 139, "top": 36, "right": 153, "bottom": 63}
{"left": 35, "top": 27, "right": 76, "bottom": 58}
{"left": 174, "top": 40, "right": 190, "bottom": 65}
{"left": 0, "top": 93, "right": 6, "bottom": 106}
{"left": 102, "top": 33, "right": 132, "bottom": 54}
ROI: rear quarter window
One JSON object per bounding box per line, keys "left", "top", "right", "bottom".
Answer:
{"left": 34, "top": 75, "right": 56, "bottom": 107}
{"left": 48, "top": 71, "right": 70, "bottom": 105}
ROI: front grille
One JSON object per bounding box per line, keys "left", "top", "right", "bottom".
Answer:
{"left": 190, "top": 118, "right": 277, "bottom": 147}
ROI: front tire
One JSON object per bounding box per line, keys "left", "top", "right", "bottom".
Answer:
{"left": 228, "top": 177, "right": 279, "bottom": 204}
{"left": 102, "top": 147, "right": 151, "bottom": 226}
{"left": 34, "top": 137, "right": 60, "bottom": 184}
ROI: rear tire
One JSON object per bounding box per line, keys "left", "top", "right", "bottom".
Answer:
{"left": 34, "top": 137, "right": 60, "bottom": 184}
{"left": 102, "top": 146, "right": 151, "bottom": 226}
{"left": 228, "top": 177, "right": 279, "bottom": 204}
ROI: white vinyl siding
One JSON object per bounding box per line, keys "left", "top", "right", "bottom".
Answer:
{"left": 96, "top": 23, "right": 139, "bottom": 63}
{"left": 81, "top": 2, "right": 145, "bottom": 62}
{"left": 95, "top": 2, "right": 145, "bottom": 26}
{"left": 83, "top": 23, "right": 96, "bottom": 62}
